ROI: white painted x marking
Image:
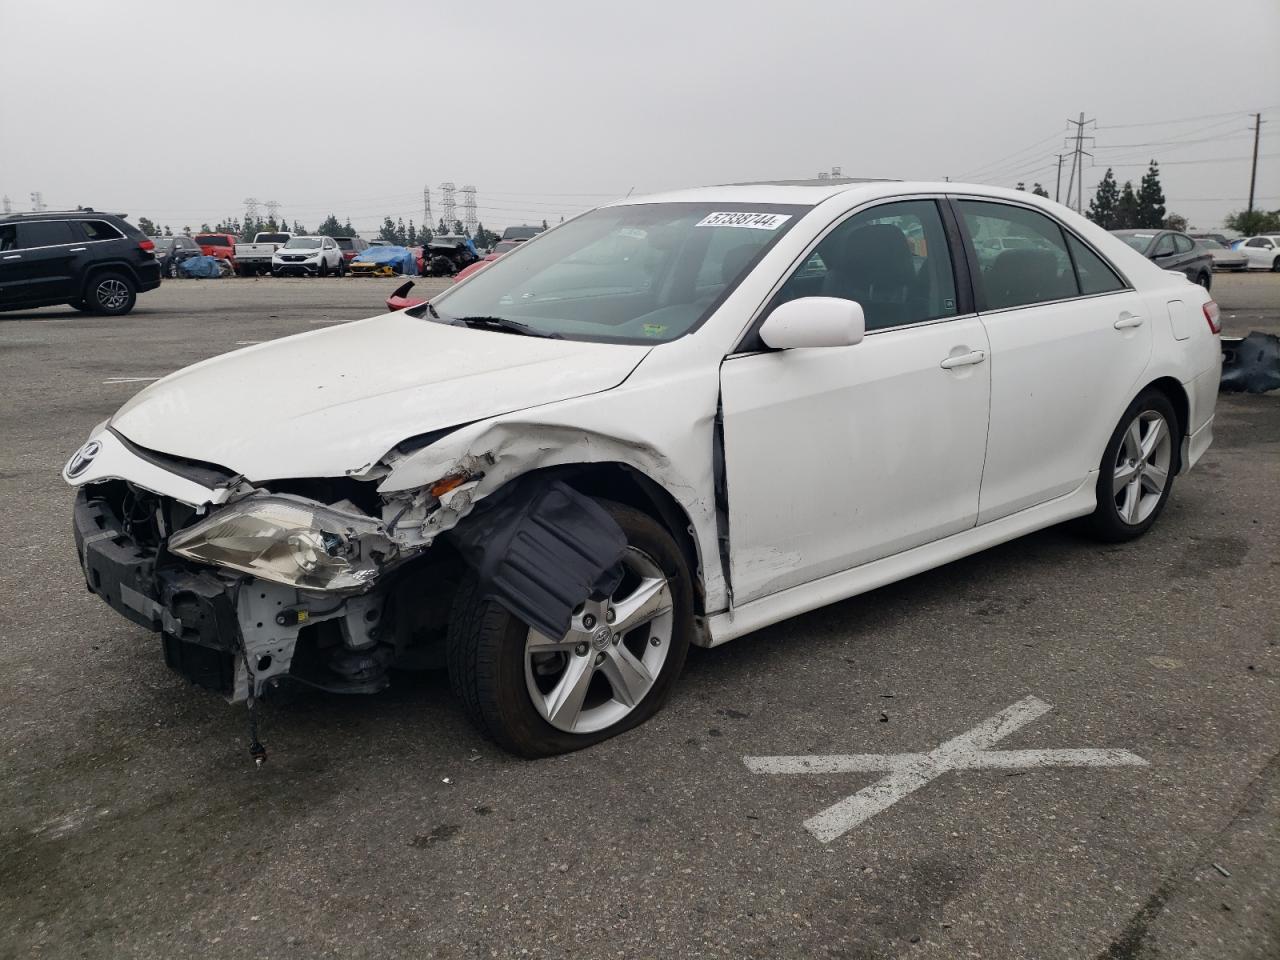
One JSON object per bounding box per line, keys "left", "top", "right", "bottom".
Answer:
{"left": 744, "top": 696, "right": 1148, "bottom": 842}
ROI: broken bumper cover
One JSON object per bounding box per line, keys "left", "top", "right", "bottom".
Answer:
{"left": 74, "top": 489, "right": 241, "bottom": 694}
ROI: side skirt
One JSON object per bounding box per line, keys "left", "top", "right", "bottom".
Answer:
{"left": 704, "top": 473, "right": 1098, "bottom": 646}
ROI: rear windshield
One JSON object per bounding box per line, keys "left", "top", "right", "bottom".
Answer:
{"left": 336, "top": 238, "right": 356, "bottom": 250}
{"left": 151, "top": 237, "right": 175, "bottom": 252}
{"left": 196, "top": 234, "right": 230, "bottom": 247}
{"left": 492, "top": 241, "right": 520, "bottom": 254}
{"left": 255, "top": 233, "right": 289, "bottom": 244}
{"left": 283, "top": 238, "right": 322, "bottom": 249}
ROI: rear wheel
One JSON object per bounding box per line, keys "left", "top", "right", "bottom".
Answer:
{"left": 1083, "top": 389, "right": 1178, "bottom": 542}
{"left": 1272, "top": 256, "right": 1280, "bottom": 273}
{"left": 1196, "top": 271, "right": 1211, "bottom": 290}
{"left": 166, "top": 260, "right": 179, "bottom": 279}
{"left": 447, "top": 499, "right": 693, "bottom": 757}
{"left": 85, "top": 272, "right": 136, "bottom": 316}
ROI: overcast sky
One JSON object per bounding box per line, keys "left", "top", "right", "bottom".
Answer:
{"left": 2, "top": 0, "right": 1277, "bottom": 235}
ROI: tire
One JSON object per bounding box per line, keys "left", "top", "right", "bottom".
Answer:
{"left": 318, "top": 258, "right": 329, "bottom": 277}
{"left": 336, "top": 257, "right": 346, "bottom": 277}
{"left": 1197, "top": 271, "right": 1211, "bottom": 291}
{"left": 1082, "top": 389, "right": 1179, "bottom": 543}
{"left": 1272, "top": 257, "right": 1280, "bottom": 273}
{"left": 68, "top": 300, "right": 92, "bottom": 313}
{"left": 447, "top": 499, "right": 694, "bottom": 757}
{"left": 271, "top": 268, "right": 282, "bottom": 278}
{"left": 84, "top": 272, "right": 136, "bottom": 316}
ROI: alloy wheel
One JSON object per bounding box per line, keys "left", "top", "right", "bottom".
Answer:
{"left": 1112, "top": 410, "right": 1172, "bottom": 525}
{"left": 96, "top": 279, "right": 129, "bottom": 311}
{"left": 524, "top": 546, "right": 674, "bottom": 734}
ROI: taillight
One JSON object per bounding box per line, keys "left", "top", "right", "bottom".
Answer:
{"left": 1202, "top": 300, "right": 1221, "bottom": 335}
{"left": 138, "top": 239, "right": 155, "bottom": 252}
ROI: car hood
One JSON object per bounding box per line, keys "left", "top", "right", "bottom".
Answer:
{"left": 110, "top": 312, "right": 651, "bottom": 481}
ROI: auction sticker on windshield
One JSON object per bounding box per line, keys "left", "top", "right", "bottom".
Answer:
{"left": 695, "top": 212, "right": 792, "bottom": 230}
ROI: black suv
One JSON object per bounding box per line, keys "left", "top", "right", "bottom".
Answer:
{"left": 0, "top": 210, "right": 162, "bottom": 316}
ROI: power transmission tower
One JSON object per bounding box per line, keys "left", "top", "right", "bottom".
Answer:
{"left": 1, "top": 195, "right": 11, "bottom": 214}
{"left": 243, "top": 197, "right": 260, "bottom": 227}
{"left": 439, "top": 182, "right": 456, "bottom": 230}
{"left": 29, "top": 191, "right": 45, "bottom": 212}
{"left": 1063, "top": 113, "right": 1095, "bottom": 213}
{"left": 461, "top": 185, "right": 477, "bottom": 235}
{"left": 1247, "top": 112, "right": 1263, "bottom": 216}
{"left": 265, "top": 200, "right": 281, "bottom": 226}
{"left": 423, "top": 185, "right": 433, "bottom": 232}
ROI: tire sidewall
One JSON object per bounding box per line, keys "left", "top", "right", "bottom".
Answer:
{"left": 456, "top": 499, "right": 694, "bottom": 757}
{"left": 1089, "top": 390, "right": 1179, "bottom": 541}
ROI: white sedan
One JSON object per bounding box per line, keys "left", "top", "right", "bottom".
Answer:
{"left": 64, "top": 181, "right": 1222, "bottom": 757}
{"left": 1237, "top": 234, "right": 1280, "bottom": 271}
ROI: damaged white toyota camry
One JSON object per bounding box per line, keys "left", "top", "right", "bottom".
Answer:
{"left": 65, "top": 181, "right": 1222, "bottom": 757}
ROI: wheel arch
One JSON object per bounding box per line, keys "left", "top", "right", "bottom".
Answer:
{"left": 506, "top": 461, "right": 708, "bottom": 618}
{"left": 1139, "top": 375, "right": 1190, "bottom": 471}
{"left": 81, "top": 260, "right": 141, "bottom": 295}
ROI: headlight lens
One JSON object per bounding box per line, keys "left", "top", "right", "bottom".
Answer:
{"left": 168, "top": 495, "right": 396, "bottom": 590}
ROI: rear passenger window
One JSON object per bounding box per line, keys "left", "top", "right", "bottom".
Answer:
{"left": 15, "top": 221, "right": 75, "bottom": 249}
{"left": 80, "top": 220, "right": 123, "bottom": 241}
{"left": 958, "top": 201, "right": 1078, "bottom": 310}
{"left": 1065, "top": 234, "right": 1125, "bottom": 295}
{"left": 771, "top": 199, "right": 958, "bottom": 331}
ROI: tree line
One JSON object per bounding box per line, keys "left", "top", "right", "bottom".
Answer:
{"left": 133, "top": 213, "right": 554, "bottom": 248}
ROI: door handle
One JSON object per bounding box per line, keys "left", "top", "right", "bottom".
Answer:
{"left": 2, "top": 254, "right": 19, "bottom": 260}
{"left": 1114, "top": 313, "right": 1144, "bottom": 330}
{"left": 69, "top": 247, "right": 87, "bottom": 252}
{"left": 940, "top": 349, "right": 986, "bottom": 370}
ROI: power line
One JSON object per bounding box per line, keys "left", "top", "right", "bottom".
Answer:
{"left": 1095, "top": 109, "right": 1261, "bottom": 130}
{"left": 953, "top": 128, "right": 1066, "bottom": 181}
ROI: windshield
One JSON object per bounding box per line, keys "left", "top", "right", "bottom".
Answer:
{"left": 492, "top": 241, "right": 520, "bottom": 255}
{"left": 195, "top": 235, "right": 230, "bottom": 247}
{"left": 283, "top": 237, "right": 322, "bottom": 249}
{"left": 1198, "top": 239, "right": 1224, "bottom": 250}
{"left": 1117, "top": 233, "right": 1155, "bottom": 252}
{"left": 151, "top": 237, "right": 175, "bottom": 252}
{"left": 427, "top": 203, "right": 805, "bottom": 344}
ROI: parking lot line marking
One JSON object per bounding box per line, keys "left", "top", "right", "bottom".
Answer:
{"left": 102, "top": 377, "right": 161, "bottom": 384}
{"left": 234, "top": 340, "right": 264, "bottom": 346}
{"left": 745, "top": 696, "right": 1148, "bottom": 842}
{"left": 308, "top": 318, "right": 350, "bottom": 324}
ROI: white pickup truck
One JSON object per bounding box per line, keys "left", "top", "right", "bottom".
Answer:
{"left": 233, "top": 232, "right": 292, "bottom": 276}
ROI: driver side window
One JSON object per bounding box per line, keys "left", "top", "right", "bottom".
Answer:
{"left": 769, "top": 199, "right": 958, "bottom": 332}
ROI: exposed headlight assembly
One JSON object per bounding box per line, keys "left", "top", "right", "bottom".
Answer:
{"left": 168, "top": 494, "right": 397, "bottom": 591}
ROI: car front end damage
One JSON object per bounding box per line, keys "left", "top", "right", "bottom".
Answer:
{"left": 64, "top": 416, "right": 656, "bottom": 738}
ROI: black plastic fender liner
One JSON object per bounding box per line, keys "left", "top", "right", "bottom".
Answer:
{"left": 447, "top": 479, "right": 626, "bottom": 640}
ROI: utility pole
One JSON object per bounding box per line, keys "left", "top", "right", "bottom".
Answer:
{"left": 1063, "top": 113, "right": 1095, "bottom": 213}
{"left": 1247, "top": 112, "right": 1263, "bottom": 215}
{"left": 1055, "top": 154, "right": 1064, "bottom": 202}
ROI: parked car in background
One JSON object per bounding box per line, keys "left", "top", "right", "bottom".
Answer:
{"left": 271, "top": 236, "right": 346, "bottom": 276}
{"left": 368, "top": 239, "right": 392, "bottom": 248}
{"left": 423, "top": 235, "right": 480, "bottom": 276}
{"left": 1194, "top": 237, "right": 1248, "bottom": 272}
{"left": 1238, "top": 235, "right": 1280, "bottom": 271}
{"left": 501, "top": 224, "right": 544, "bottom": 242}
{"left": 233, "top": 232, "right": 292, "bottom": 276}
{"left": 334, "top": 236, "right": 368, "bottom": 264}
{"left": 452, "top": 238, "right": 523, "bottom": 283}
{"left": 1190, "top": 232, "right": 1231, "bottom": 248}
{"left": 0, "top": 209, "right": 160, "bottom": 315}
{"left": 151, "top": 235, "right": 205, "bottom": 279}
{"left": 65, "top": 181, "right": 1221, "bottom": 756}
{"left": 1111, "top": 229, "right": 1213, "bottom": 288}
{"left": 194, "top": 232, "right": 238, "bottom": 264}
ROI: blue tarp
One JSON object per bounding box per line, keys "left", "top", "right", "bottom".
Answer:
{"left": 178, "top": 255, "right": 224, "bottom": 278}
{"left": 352, "top": 245, "right": 419, "bottom": 275}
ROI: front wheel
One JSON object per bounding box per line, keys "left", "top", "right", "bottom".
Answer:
{"left": 166, "top": 260, "right": 179, "bottom": 279}
{"left": 1272, "top": 257, "right": 1280, "bottom": 273}
{"left": 1196, "top": 271, "right": 1211, "bottom": 290}
{"left": 447, "top": 499, "right": 693, "bottom": 757}
{"left": 1082, "top": 390, "right": 1178, "bottom": 542}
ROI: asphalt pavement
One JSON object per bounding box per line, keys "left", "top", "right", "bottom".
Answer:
{"left": 1, "top": 274, "right": 1277, "bottom": 959}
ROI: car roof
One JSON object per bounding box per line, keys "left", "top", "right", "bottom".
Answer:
{"left": 0, "top": 209, "right": 128, "bottom": 224}
{"left": 607, "top": 179, "right": 1047, "bottom": 209}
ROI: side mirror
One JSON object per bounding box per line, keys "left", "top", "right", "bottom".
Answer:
{"left": 758, "top": 297, "right": 866, "bottom": 350}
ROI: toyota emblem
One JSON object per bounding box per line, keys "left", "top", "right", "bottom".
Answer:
{"left": 65, "top": 440, "right": 101, "bottom": 479}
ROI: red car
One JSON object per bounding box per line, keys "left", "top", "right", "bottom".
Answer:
{"left": 194, "top": 232, "right": 237, "bottom": 263}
